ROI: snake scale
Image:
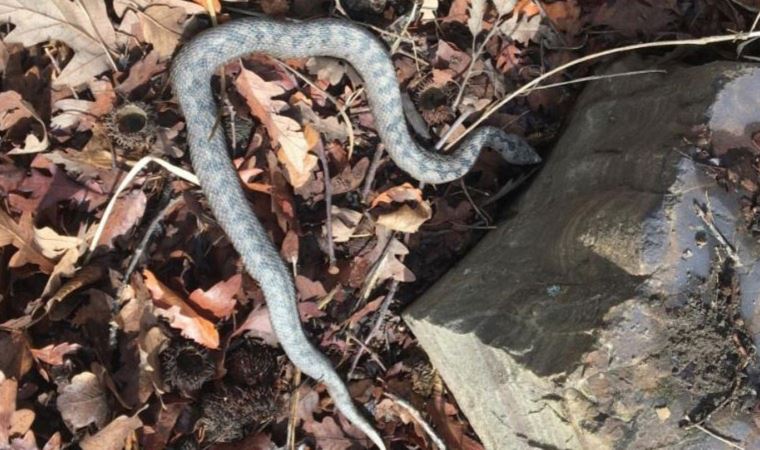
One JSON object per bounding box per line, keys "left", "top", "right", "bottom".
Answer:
{"left": 171, "top": 17, "right": 539, "bottom": 449}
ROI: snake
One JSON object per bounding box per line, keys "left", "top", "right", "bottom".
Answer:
{"left": 170, "top": 17, "right": 539, "bottom": 449}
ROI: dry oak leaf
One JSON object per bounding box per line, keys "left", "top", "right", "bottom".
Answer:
{"left": 0, "top": 376, "right": 17, "bottom": 445}
{"left": 303, "top": 416, "right": 353, "bottom": 450}
{"left": 52, "top": 79, "right": 116, "bottom": 131}
{"left": 329, "top": 206, "right": 363, "bottom": 243}
{"left": 56, "top": 371, "right": 109, "bottom": 430}
{"left": 79, "top": 414, "right": 142, "bottom": 450}
{"left": 0, "top": 0, "right": 117, "bottom": 88}
{"left": 188, "top": 274, "right": 242, "bottom": 319}
{"left": 114, "top": 0, "right": 202, "bottom": 59}
{"left": 30, "top": 343, "right": 81, "bottom": 366}
{"left": 371, "top": 183, "right": 432, "bottom": 233}
{"left": 0, "top": 209, "right": 55, "bottom": 273}
{"left": 93, "top": 190, "right": 147, "bottom": 249}
{"left": 235, "top": 67, "right": 319, "bottom": 187}
{"left": 500, "top": 11, "right": 542, "bottom": 45}
{"left": 143, "top": 269, "right": 220, "bottom": 349}
{"left": 0, "top": 91, "right": 32, "bottom": 131}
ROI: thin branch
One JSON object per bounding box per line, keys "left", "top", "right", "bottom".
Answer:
{"left": 446, "top": 30, "right": 760, "bottom": 151}
{"left": 384, "top": 392, "right": 447, "bottom": 450}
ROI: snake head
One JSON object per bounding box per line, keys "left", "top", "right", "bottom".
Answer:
{"left": 489, "top": 130, "right": 542, "bottom": 166}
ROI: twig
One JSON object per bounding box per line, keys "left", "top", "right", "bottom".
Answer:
{"left": 390, "top": 1, "right": 420, "bottom": 53}
{"left": 287, "top": 369, "right": 302, "bottom": 450}
{"left": 276, "top": 61, "right": 356, "bottom": 158}
{"left": 452, "top": 16, "right": 504, "bottom": 110}
{"left": 361, "top": 144, "right": 386, "bottom": 203}
{"left": 479, "top": 167, "right": 538, "bottom": 207}
{"left": 528, "top": 69, "right": 667, "bottom": 91}
{"left": 383, "top": 392, "right": 447, "bottom": 450}
{"left": 459, "top": 179, "right": 491, "bottom": 225}
{"left": 446, "top": 30, "right": 760, "bottom": 151}
{"left": 434, "top": 109, "right": 474, "bottom": 151}
{"left": 315, "top": 142, "right": 338, "bottom": 272}
{"left": 691, "top": 424, "right": 745, "bottom": 450}
{"left": 121, "top": 194, "right": 180, "bottom": 289}
{"left": 693, "top": 195, "right": 741, "bottom": 265}
{"left": 86, "top": 156, "right": 198, "bottom": 258}
{"left": 348, "top": 279, "right": 399, "bottom": 378}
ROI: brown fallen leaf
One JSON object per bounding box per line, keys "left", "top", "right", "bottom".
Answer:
{"left": 0, "top": 376, "right": 17, "bottom": 445}
{"left": 79, "top": 414, "right": 142, "bottom": 450}
{"left": 94, "top": 190, "right": 147, "bottom": 248}
{"left": 114, "top": 0, "right": 202, "bottom": 60}
{"left": 0, "top": 209, "right": 55, "bottom": 273}
{"left": 303, "top": 416, "right": 353, "bottom": 450}
{"left": 235, "top": 66, "right": 319, "bottom": 187}
{"left": 188, "top": 274, "right": 241, "bottom": 319}
{"left": 0, "top": 91, "right": 32, "bottom": 130}
{"left": 9, "top": 409, "right": 34, "bottom": 438}
{"left": 329, "top": 206, "right": 363, "bottom": 243}
{"left": 56, "top": 371, "right": 109, "bottom": 430}
{"left": 0, "top": 0, "right": 118, "bottom": 88}
{"left": 331, "top": 157, "right": 369, "bottom": 195}
{"left": 143, "top": 269, "right": 220, "bottom": 349}
{"left": 0, "top": 333, "right": 33, "bottom": 379}
{"left": 371, "top": 184, "right": 432, "bottom": 233}
{"left": 116, "top": 49, "right": 166, "bottom": 95}
{"left": 51, "top": 79, "right": 116, "bottom": 131}
{"left": 30, "top": 343, "right": 81, "bottom": 366}
{"left": 42, "top": 432, "right": 61, "bottom": 450}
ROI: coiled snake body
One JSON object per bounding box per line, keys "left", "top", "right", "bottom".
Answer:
{"left": 171, "top": 17, "right": 539, "bottom": 449}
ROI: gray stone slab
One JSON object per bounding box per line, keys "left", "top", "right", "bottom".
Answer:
{"left": 404, "top": 59, "right": 760, "bottom": 449}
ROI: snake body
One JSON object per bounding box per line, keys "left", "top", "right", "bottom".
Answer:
{"left": 171, "top": 17, "right": 539, "bottom": 449}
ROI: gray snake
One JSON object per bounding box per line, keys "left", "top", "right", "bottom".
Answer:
{"left": 170, "top": 17, "right": 539, "bottom": 449}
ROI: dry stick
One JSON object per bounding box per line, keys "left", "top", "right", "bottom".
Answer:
{"left": 390, "top": 1, "right": 420, "bottom": 54}
{"left": 315, "top": 142, "right": 338, "bottom": 272}
{"left": 86, "top": 156, "right": 198, "bottom": 259}
{"left": 121, "top": 196, "right": 181, "bottom": 291}
{"left": 692, "top": 424, "right": 745, "bottom": 450}
{"left": 446, "top": 30, "right": 760, "bottom": 151}
{"left": 693, "top": 195, "right": 741, "bottom": 264}
{"left": 347, "top": 278, "right": 399, "bottom": 378}
{"left": 452, "top": 15, "right": 504, "bottom": 110}
{"left": 361, "top": 144, "right": 386, "bottom": 203}
{"left": 383, "top": 392, "right": 447, "bottom": 450}
{"left": 287, "top": 369, "right": 302, "bottom": 450}
{"left": 275, "top": 62, "right": 356, "bottom": 157}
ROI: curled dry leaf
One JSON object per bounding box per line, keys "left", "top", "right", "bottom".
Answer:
{"left": 329, "top": 206, "right": 363, "bottom": 243}
{"left": 79, "top": 414, "right": 142, "bottom": 450}
{"left": 371, "top": 183, "right": 432, "bottom": 233}
{"left": 0, "top": 209, "right": 55, "bottom": 273}
{"left": 30, "top": 343, "right": 81, "bottom": 366}
{"left": 0, "top": 0, "right": 117, "bottom": 88}
{"left": 56, "top": 371, "right": 109, "bottom": 430}
{"left": 188, "top": 274, "right": 241, "bottom": 319}
{"left": 143, "top": 269, "right": 220, "bottom": 349}
{"left": 51, "top": 79, "right": 116, "bottom": 131}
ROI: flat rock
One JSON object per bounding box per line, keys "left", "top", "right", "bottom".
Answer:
{"left": 403, "top": 59, "right": 760, "bottom": 449}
